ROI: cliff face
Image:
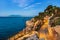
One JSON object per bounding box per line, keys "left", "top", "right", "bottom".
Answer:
{"left": 8, "top": 15, "right": 58, "bottom": 40}
{"left": 8, "top": 5, "right": 60, "bottom": 40}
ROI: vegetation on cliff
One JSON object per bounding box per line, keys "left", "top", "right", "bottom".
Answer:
{"left": 34, "top": 5, "right": 60, "bottom": 27}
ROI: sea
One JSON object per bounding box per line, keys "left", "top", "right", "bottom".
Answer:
{"left": 0, "top": 17, "right": 32, "bottom": 40}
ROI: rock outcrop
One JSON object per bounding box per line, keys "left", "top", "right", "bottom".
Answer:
{"left": 8, "top": 5, "right": 60, "bottom": 40}
{"left": 8, "top": 14, "right": 59, "bottom": 40}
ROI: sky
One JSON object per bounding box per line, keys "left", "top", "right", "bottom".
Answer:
{"left": 0, "top": 0, "right": 60, "bottom": 17}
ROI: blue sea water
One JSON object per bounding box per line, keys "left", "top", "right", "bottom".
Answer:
{"left": 0, "top": 17, "right": 32, "bottom": 40}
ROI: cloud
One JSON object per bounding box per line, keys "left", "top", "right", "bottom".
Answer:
{"left": 12, "top": 0, "right": 34, "bottom": 7}
{"left": 24, "top": 2, "right": 41, "bottom": 9}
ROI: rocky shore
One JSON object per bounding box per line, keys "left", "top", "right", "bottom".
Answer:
{"left": 8, "top": 15, "right": 60, "bottom": 40}
{"left": 8, "top": 5, "right": 60, "bottom": 40}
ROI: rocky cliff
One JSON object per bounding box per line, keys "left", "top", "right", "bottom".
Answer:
{"left": 8, "top": 5, "right": 60, "bottom": 40}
